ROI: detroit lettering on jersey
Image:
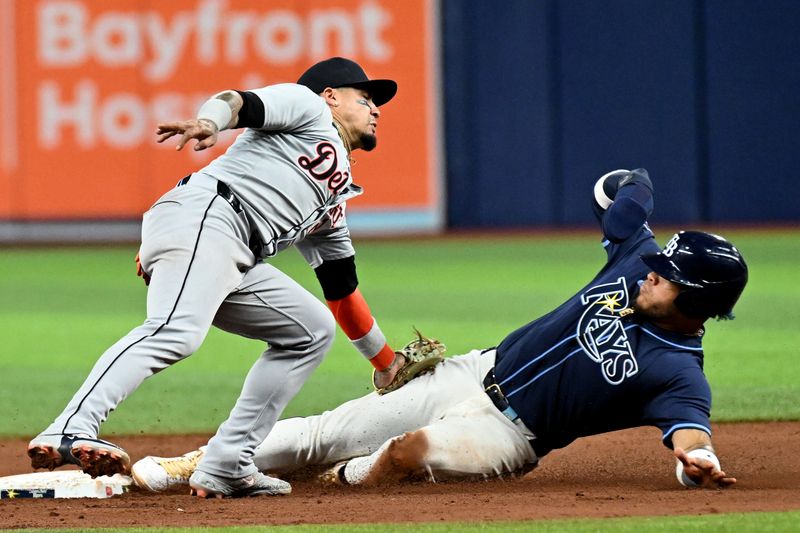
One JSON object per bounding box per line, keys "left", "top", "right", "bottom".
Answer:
{"left": 494, "top": 225, "right": 713, "bottom": 456}
{"left": 297, "top": 142, "right": 351, "bottom": 195}
{"left": 195, "top": 83, "right": 361, "bottom": 262}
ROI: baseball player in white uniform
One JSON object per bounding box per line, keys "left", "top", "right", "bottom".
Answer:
{"left": 132, "top": 170, "right": 746, "bottom": 492}
{"left": 28, "top": 57, "right": 408, "bottom": 498}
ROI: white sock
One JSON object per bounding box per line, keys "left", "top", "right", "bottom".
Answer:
{"left": 342, "top": 439, "right": 394, "bottom": 484}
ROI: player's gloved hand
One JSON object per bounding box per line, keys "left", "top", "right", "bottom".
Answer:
{"left": 674, "top": 447, "right": 736, "bottom": 489}
{"left": 372, "top": 353, "right": 407, "bottom": 391}
{"left": 156, "top": 119, "right": 220, "bottom": 152}
{"left": 135, "top": 252, "right": 151, "bottom": 286}
{"left": 591, "top": 168, "right": 653, "bottom": 217}
{"left": 373, "top": 330, "right": 446, "bottom": 395}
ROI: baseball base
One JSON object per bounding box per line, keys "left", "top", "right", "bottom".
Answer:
{"left": 0, "top": 471, "right": 132, "bottom": 499}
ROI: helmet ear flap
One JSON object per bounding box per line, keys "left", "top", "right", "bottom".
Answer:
{"left": 674, "top": 283, "right": 742, "bottom": 320}
{"left": 673, "top": 290, "right": 711, "bottom": 319}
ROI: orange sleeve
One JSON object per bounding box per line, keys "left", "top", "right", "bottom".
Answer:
{"left": 327, "top": 288, "right": 373, "bottom": 338}
{"left": 327, "top": 288, "right": 395, "bottom": 371}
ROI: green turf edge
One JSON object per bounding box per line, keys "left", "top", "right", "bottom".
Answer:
{"left": 11, "top": 510, "right": 800, "bottom": 533}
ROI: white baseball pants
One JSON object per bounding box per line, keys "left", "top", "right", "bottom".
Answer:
{"left": 252, "top": 349, "right": 538, "bottom": 482}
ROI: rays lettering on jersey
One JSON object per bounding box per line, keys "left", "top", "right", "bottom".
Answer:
{"left": 297, "top": 142, "right": 350, "bottom": 194}
{"left": 576, "top": 276, "right": 639, "bottom": 385}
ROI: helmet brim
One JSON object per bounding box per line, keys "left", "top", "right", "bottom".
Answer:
{"left": 640, "top": 253, "right": 704, "bottom": 289}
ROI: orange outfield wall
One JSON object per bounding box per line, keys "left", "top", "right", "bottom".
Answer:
{"left": 0, "top": 0, "right": 440, "bottom": 224}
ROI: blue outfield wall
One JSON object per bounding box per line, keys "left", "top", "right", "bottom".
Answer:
{"left": 442, "top": 0, "right": 800, "bottom": 229}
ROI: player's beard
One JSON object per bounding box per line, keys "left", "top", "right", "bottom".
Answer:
{"left": 631, "top": 295, "right": 676, "bottom": 321}
{"left": 359, "top": 132, "right": 377, "bottom": 151}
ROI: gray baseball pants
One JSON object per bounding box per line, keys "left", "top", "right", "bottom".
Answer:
{"left": 39, "top": 176, "right": 335, "bottom": 478}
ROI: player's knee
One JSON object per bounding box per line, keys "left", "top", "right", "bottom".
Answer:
{"left": 296, "top": 303, "right": 336, "bottom": 355}
{"left": 386, "top": 431, "right": 429, "bottom": 474}
{"left": 138, "top": 320, "right": 207, "bottom": 359}
{"left": 162, "top": 325, "right": 207, "bottom": 358}
{"left": 179, "top": 330, "right": 206, "bottom": 355}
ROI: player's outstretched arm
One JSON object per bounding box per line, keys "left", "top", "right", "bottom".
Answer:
{"left": 671, "top": 429, "right": 736, "bottom": 489}
{"left": 591, "top": 168, "right": 654, "bottom": 243}
{"left": 156, "top": 90, "right": 245, "bottom": 151}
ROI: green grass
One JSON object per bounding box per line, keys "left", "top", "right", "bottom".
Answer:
{"left": 13, "top": 510, "right": 800, "bottom": 532}
{"left": 1, "top": 229, "right": 798, "bottom": 437}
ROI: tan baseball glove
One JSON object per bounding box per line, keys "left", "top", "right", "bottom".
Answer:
{"left": 374, "top": 329, "right": 446, "bottom": 395}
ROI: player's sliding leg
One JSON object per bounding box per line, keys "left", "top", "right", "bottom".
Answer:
{"left": 249, "top": 348, "right": 497, "bottom": 473}
{"left": 132, "top": 372, "right": 442, "bottom": 491}
{"left": 251, "top": 383, "right": 440, "bottom": 473}
{"left": 132, "top": 349, "right": 494, "bottom": 490}
{"left": 29, "top": 188, "right": 253, "bottom": 477}
{"left": 134, "top": 358, "right": 467, "bottom": 491}
{"left": 324, "top": 393, "right": 538, "bottom": 485}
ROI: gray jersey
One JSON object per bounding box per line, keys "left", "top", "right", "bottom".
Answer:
{"left": 31, "top": 76, "right": 376, "bottom": 486}
{"left": 196, "top": 83, "right": 361, "bottom": 266}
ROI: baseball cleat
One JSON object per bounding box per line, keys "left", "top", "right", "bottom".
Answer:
{"left": 318, "top": 460, "right": 350, "bottom": 485}
{"left": 188, "top": 470, "right": 291, "bottom": 498}
{"left": 28, "top": 434, "right": 131, "bottom": 477}
{"left": 131, "top": 447, "right": 206, "bottom": 492}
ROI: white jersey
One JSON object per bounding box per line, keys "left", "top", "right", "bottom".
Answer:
{"left": 195, "top": 83, "right": 361, "bottom": 266}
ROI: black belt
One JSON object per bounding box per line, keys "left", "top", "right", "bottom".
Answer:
{"left": 483, "top": 368, "right": 549, "bottom": 458}
{"left": 483, "top": 369, "right": 522, "bottom": 422}
{"left": 177, "top": 175, "right": 242, "bottom": 214}
{"left": 177, "top": 175, "right": 268, "bottom": 257}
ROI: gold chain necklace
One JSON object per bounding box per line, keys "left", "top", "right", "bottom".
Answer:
{"left": 332, "top": 120, "right": 355, "bottom": 165}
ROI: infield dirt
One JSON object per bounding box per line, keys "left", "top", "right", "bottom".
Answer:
{"left": 2, "top": 422, "right": 799, "bottom": 529}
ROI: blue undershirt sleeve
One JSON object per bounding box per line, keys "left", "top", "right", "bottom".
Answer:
{"left": 602, "top": 183, "right": 654, "bottom": 243}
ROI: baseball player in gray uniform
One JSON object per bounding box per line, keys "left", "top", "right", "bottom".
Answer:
{"left": 28, "top": 57, "right": 407, "bottom": 498}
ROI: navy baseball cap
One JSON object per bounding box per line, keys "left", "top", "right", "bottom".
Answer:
{"left": 297, "top": 57, "right": 397, "bottom": 106}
